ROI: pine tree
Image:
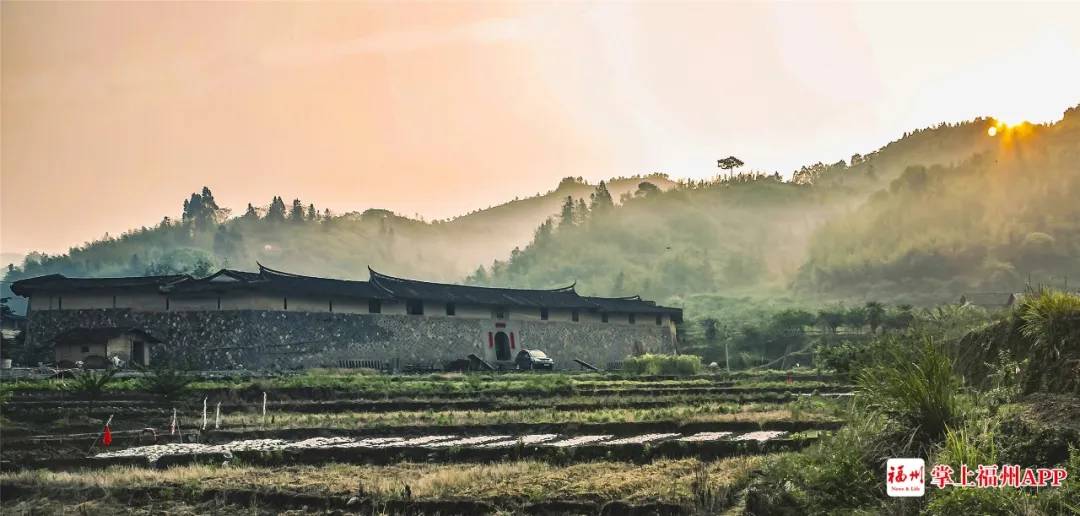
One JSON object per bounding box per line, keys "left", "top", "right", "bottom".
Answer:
{"left": 533, "top": 218, "right": 554, "bottom": 247}
{"left": 589, "top": 181, "right": 614, "bottom": 211}
{"left": 306, "top": 203, "right": 318, "bottom": 221}
{"left": 288, "top": 199, "right": 305, "bottom": 222}
{"left": 574, "top": 198, "right": 589, "bottom": 225}
{"left": 266, "top": 196, "right": 287, "bottom": 222}
{"left": 558, "top": 196, "right": 575, "bottom": 229}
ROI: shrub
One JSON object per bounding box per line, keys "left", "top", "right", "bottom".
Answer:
{"left": 65, "top": 368, "right": 120, "bottom": 402}
{"left": 138, "top": 363, "right": 197, "bottom": 401}
{"left": 857, "top": 338, "right": 964, "bottom": 453}
{"left": 1016, "top": 289, "right": 1080, "bottom": 394}
{"left": 746, "top": 413, "right": 890, "bottom": 515}
{"left": 622, "top": 354, "right": 701, "bottom": 376}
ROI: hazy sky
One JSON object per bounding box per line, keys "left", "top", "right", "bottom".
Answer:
{"left": 3, "top": 1, "right": 1079, "bottom": 255}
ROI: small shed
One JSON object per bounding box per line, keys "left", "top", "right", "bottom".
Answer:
{"left": 51, "top": 327, "right": 160, "bottom": 368}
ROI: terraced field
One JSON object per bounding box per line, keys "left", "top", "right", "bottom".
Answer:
{"left": 0, "top": 370, "right": 848, "bottom": 514}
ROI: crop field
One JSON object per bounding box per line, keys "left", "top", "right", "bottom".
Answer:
{"left": 0, "top": 370, "right": 849, "bottom": 514}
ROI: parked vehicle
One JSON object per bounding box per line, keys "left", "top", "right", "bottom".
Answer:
{"left": 515, "top": 349, "right": 554, "bottom": 370}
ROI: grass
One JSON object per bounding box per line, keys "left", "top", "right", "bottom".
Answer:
{"left": 624, "top": 354, "right": 703, "bottom": 376}
{"left": 857, "top": 338, "right": 964, "bottom": 452}
{"left": 1016, "top": 289, "right": 1080, "bottom": 394}
{"left": 0, "top": 457, "right": 764, "bottom": 505}
{"left": 1, "top": 370, "right": 841, "bottom": 401}
{"left": 217, "top": 402, "right": 837, "bottom": 430}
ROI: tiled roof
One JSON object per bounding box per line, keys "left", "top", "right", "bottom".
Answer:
{"left": 11, "top": 264, "right": 683, "bottom": 318}
{"left": 369, "top": 268, "right": 592, "bottom": 308}
{"left": 10, "top": 274, "right": 189, "bottom": 296}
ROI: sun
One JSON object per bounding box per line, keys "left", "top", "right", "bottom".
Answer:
{"left": 987, "top": 126, "right": 997, "bottom": 137}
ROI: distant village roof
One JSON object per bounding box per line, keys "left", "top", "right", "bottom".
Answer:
{"left": 11, "top": 264, "right": 682, "bottom": 319}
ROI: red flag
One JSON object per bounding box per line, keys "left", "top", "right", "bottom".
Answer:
{"left": 102, "top": 425, "right": 113, "bottom": 447}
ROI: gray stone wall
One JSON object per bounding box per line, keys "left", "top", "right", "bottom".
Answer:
{"left": 24, "top": 309, "right": 675, "bottom": 370}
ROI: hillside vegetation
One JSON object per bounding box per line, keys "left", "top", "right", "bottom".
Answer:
{"left": 473, "top": 109, "right": 1080, "bottom": 307}
{"left": 0, "top": 175, "right": 671, "bottom": 311}
{"left": 796, "top": 110, "right": 1080, "bottom": 301}
{"left": 4, "top": 107, "right": 1079, "bottom": 322}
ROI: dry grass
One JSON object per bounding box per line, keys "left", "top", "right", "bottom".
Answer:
{"left": 1, "top": 457, "right": 764, "bottom": 504}
{"left": 217, "top": 402, "right": 834, "bottom": 430}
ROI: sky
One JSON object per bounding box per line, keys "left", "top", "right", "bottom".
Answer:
{"left": 3, "top": 2, "right": 1080, "bottom": 256}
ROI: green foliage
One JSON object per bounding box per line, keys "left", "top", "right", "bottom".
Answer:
{"left": 953, "top": 290, "right": 1080, "bottom": 395}
{"left": 65, "top": 368, "right": 120, "bottom": 401}
{"left": 746, "top": 414, "right": 890, "bottom": 515}
{"left": 138, "top": 363, "right": 197, "bottom": 400}
{"left": 857, "top": 338, "right": 965, "bottom": 450}
{"left": 622, "top": 354, "right": 702, "bottom": 376}
{"left": 1016, "top": 289, "right": 1080, "bottom": 394}
{"left": 797, "top": 113, "right": 1080, "bottom": 301}
{"left": 813, "top": 339, "right": 881, "bottom": 382}
{"left": 925, "top": 487, "right": 1025, "bottom": 516}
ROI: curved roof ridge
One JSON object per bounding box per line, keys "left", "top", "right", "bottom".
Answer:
{"left": 602, "top": 294, "right": 643, "bottom": 301}
{"left": 258, "top": 263, "right": 369, "bottom": 283}
{"left": 368, "top": 267, "right": 577, "bottom": 293}
{"left": 257, "top": 262, "right": 305, "bottom": 278}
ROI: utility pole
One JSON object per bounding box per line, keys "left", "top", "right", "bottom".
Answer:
{"left": 725, "top": 339, "right": 730, "bottom": 373}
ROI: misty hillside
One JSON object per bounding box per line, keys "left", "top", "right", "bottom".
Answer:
{"left": 796, "top": 107, "right": 1080, "bottom": 301}
{"left": 5, "top": 108, "right": 1078, "bottom": 317}
{"left": 0, "top": 173, "right": 673, "bottom": 311}
{"left": 471, "top": 109, "right": 1080, "bottom": 308}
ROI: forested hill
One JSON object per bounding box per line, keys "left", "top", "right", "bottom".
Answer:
{"left": 5, "top": 108, "right": 1078, "bottom": 314}
{"left": 469, "top": 108, "right": 1080, "bottom": 307}
{"left": 0, "top": 174, "right": 672, "bottom": 311}
{"left": 795, "top": 107, "right": 1080, "bottom": 301}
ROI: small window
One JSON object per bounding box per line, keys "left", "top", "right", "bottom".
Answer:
{"left": 628, "top": 313, "right": 636, "bottom": 324}
{"left": 283, "top": 297, "right": 288, "bottom": 310}
{"left": 58, "top": 297, "right": 63, "bottom": 310}
{"left": 217, "top": 296, "right": 222, "bottom": 310}
{"left": 165, "top": 297, "right": 169, "bottom": 311}
{"left": 540, "top": 308, "right": 549, "bottom": 320}
{"left": 446, "top": 303, "right": 456, "bottom": 316}
{"left": 80, "top": 346, "right": 90, "bottom": 353}
{"left": 571, "top": 310, "right": 579, "bottom": 322}
{"left": 655, "top": 315, "right": 663, "bottom": 326}
{"left": 494, "top": 307, "right": 506, "bottom": 319}
{"left": 329, "top": 300, "right": 334, "bottom": 312}
{"left": 407, "top": 299, "right": 424, "bottom": 315}
{"left": 112, "top": 295, "right": 117, "bottom": 308}
{"left": 601, "top": 312, "right": 609, "bottom": 323}
{"left": 368, "top": 299, "right": 382, "bottom": 314}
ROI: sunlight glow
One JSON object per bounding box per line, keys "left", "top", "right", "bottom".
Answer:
{"left": 987, "top": 126, "right": 998, "bottom": 137}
